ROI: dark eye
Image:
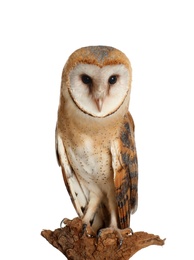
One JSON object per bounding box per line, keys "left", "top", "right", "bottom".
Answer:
{"left": 81, "top": 74, "right": 92, "bottom": 85}
{"left": 108, "top": 75, "right": 117, "bottom": 85}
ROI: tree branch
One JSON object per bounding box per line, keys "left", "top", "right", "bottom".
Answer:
{"left": 41, "top": 217, "right": 165, "bottom": 259}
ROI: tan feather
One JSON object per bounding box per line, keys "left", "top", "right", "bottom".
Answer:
{"left": 114, "top": 112, "right": 138, "bottom": 229}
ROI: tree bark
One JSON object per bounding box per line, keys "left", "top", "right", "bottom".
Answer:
{"left": 41, "top": 217, "right": 165, "bottom": 259}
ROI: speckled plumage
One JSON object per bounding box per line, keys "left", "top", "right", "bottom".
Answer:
{"left": 56, "top": 46, "right": 138, "bottom": 232}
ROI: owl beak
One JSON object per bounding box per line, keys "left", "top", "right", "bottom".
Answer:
{"left": 95, "top": 98, "right": 104, "bottom": 112}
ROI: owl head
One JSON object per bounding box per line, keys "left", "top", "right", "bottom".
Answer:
{"left": 60, "top": 46, "right": 132, "bottom": 118}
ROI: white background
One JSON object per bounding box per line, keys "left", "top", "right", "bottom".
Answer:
{"left": 0, "top": 0, "right": 194, "bottom": 259}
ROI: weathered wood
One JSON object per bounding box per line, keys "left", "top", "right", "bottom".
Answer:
{"left": 41, "top": 217, "right": 165, "bottom": 259}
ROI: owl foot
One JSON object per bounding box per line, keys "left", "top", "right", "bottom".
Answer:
{"left": 96, "top": 227, "right": 123, "bottom": 248}
{"left": 96, "top": 227, "right": 133, "bottom": 248}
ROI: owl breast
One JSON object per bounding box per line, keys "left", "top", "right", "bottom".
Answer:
{"left": 65, "top": 133, "right": 114, "bottom": 191}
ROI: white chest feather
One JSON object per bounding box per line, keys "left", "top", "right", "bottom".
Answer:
{"left": 66, "top": 135, "right": 113, "bottom": 188}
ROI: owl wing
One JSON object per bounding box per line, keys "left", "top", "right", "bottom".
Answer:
{"left": 55, "top": 126, "right": 89, "bottom": 217}
{"left": 111, "top": 112, "right": 138, "bottom": 229}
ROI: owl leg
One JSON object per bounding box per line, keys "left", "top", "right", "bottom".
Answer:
{"left": 81, "top": 191, "right": 102, "bottom": 237}
{"left": 97, "top": 194, "right": 132, "bottom": 247}
{"left": 107, "top": 199, "right": 124, "bottom": 247}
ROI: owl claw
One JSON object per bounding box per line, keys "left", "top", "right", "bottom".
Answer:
{"left": 95, "top": 229, "right": 102, "bottom": 246}
{"left": 127, "top": 227, "right": 133, "bottom": 236}
{"left": 115, "top": 229, "right": 123, "bottom": 248}
{"left": 80, "top": 223, "right": 87, "bottom": 237}
{"left": 60, "top": 217, "right": 69, "bottom": 228}
{"left": 80, "top": 223, "right": 96, "bottom": 238}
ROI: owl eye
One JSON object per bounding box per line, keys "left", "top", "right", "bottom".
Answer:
{"left": 108, "top": 75, "right": 117, "bottom": 85}
{"left": 81, "top": 74, "right": 92, "bottom": 85}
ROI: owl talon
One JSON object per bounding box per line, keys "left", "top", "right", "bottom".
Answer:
{"left": 95, "top": 229, "right": 102, "bottom": 245}
{"left": 128, "top": 227, "right": 133, "bottom": 236}
{"left": 60, "top": 218, "right": 69, "bottom": 228}
{"left": 115, "top": 230, "right": 123, "bottom": 249}
{"left": 80, "top": 223, "right": 87, "bottom": 237}
{"left": 123, "top": 227, "right": 133, "bottom": 236}
{"left": 97, "top": 229, "right": 102, "bottom": 238}
{"left": 80, "top": 223, "right": 96, "bottom": 238}
{"left": 118, "top": 238, "right": 123, "bottom": 248}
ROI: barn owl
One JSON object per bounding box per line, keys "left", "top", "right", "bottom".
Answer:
{"left": 56, "top": 46, "right": 138, "bottom": 243}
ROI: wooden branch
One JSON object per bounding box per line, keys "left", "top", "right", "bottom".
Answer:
{"left": 41, "top": 217, "right": 165, "bottom": 259}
